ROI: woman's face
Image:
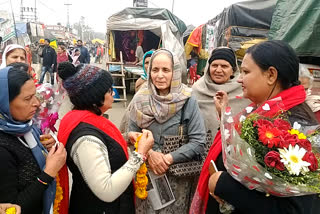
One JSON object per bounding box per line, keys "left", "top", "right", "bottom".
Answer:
{"left": 150, "top": 53, "right": 173, "bottom": 96}
{"left": 6, "top": 49, "right": 26, "bottom": 65}
{"left": 144, "top": 57, "right": 151, "bottom": 72}
{"left": 57, "top": 46, "right": 63, "bottom": 54}
{"left": 9, "top": 80, "right": 40, "bottom": 121}
{"left": 209, "top": 59, "right": 233, "bottom": 84}
{"left": 99, "top": 89, "right": 114, "bottom": 113}
{"left": 238, "top": 54, "right": 272, "bottom": 104}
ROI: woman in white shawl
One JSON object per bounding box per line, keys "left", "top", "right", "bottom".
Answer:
{"left": 192, "top": 47, "right": 250, "bottom": 136}
{"left": 0, "top": 44, "right": 26, "bottom": 68}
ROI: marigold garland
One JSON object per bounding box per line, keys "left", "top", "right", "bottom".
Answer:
{"left": 53, "top": 174, "right": 63, "bottom": 214}
{"left": 134, "top": 135, "right": 148, "bottom": 199}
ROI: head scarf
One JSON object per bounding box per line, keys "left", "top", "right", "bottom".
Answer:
{"left": 0, "top": 44, "right": 26, "bottom": 69}
{"left": 130, "top": 49, "right": 192, "bottom": 128}
{"left": 192, "top": 71, "right": 250, "bottom": 135}
{"left": 0, "top": 67, "right": 56, "bottom": 214}
{"left": 208, "top": 47, "right": 237, "bottom": 71}
{"left": 141, "top": 50, "right": 154, "bottom": 80}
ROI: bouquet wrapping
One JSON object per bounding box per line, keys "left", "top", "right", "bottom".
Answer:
{"left": 221, "top": 97, "right": 320, "bottom": 196}
{"left": 33, "top": 83, "right": 63, "bottom": 134}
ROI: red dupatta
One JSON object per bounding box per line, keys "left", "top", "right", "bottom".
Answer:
{"left": 189, "top": 85, "right": 306, "bottom": 214}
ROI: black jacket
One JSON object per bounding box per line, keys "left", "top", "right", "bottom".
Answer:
{"left": 0, "top": 131, "right": 54, "bottom": 214}
{"left": 41, "top": 45, "right": 57, "bottom": 69}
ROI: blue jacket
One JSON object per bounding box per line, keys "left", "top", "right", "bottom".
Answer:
{"left": 77, "top": 46, "right": 90, "bottom": 64}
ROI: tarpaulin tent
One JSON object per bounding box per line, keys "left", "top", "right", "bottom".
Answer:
{"left": 210, "top": 0, "right": 276, "bottom": 55}
{"left": 106, "top": 7, "right": 187, "bottom": 81}
{"left": 269, "top": 0, "right": 320, "bottom": 58}
{"left": 185, "top": 0, "right": 276, "bottom": 75}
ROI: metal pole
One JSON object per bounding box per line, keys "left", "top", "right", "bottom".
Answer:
{"left": 34, "top": 0, "right": 37, "bottom": 22}
{"left": 172, "top": 0, "right": 174, "bottom": 13}
{"left": 9, "top": 0, "right": 19, "bottom": 43}
{"left": 64, "top": 3, "right": 72, "bottom": 31}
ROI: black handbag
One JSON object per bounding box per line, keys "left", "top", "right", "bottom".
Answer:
{"left": 162, "top": 99, "right": 213, "bottom": 177}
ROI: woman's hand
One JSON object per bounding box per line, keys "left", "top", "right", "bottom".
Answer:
{"left": 208, "top": 171, "right": 224, "bottom": 204}
{"left": 0, "top": 203, "right": 21, "bottom": 214}
{"left": 128, "top": 131, "right": 141, "bottom": 145}
{"left": 148, "top": 151, "right": 169, "bottom": 175}
{"left": 163, "top": 153, "right": 174, "bottom": 166}
{"left": 214, "top": 91, "right": 229, "bottom": 118}
{"left": 40, "top": 134, "right": 55, "bottom": 151}
{"left": 137, "top": 129, "right": 154, "bottom": 155}
{"left": 44, "top": 143, "right": 67, "bottom": 178}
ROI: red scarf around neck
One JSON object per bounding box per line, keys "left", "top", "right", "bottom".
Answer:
{"left": 56, "top": 110, "right": 129, "bottom": 214}
{"left": 189, "top": 85, "right": 306, "bottom": 214}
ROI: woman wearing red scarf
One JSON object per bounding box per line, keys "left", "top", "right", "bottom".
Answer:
{"left": 190, "top": 40, "right": 320, "bottom": 214}
{"left": 56, "top": 62, "right": 154, "bottom": 214}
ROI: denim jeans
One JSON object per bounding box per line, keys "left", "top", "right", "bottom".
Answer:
{"left": 39, "top": 66, "right": 54, "bottom": 85}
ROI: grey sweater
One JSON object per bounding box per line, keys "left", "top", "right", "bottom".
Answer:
{"left": 129, "top": 95, "right": 206, "bottom": 164}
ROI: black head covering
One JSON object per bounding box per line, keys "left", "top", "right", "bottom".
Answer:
{"left": 208, "top": 47, "right": 237, "bottom": 71}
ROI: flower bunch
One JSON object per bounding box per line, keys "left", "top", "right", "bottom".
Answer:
{"left": 134, "top": 135, "right": 148, "bottom": 199}
{"left": 33, "top": 83, "right": 63, "bottom": 134}
{"left": 221, "top": 101, "right": 320, "bottom": 196}
{"left": 252, "top": 118, "right": 318, "bottom": 176}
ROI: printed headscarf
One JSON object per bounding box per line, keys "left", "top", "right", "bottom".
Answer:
{"left": 130, "top": 49, "right": 192, "bottom": 128}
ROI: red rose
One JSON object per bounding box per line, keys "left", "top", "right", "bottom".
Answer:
{"left": 254, "top": 119, "right": 273, "bottom": 128}
{"left": 297, "top": 139, "right": 312, "bottom": 152}
{"left": 273, "top": 118, "right": 291, "bottom": 131}
{"left": 264, "top": 151, "right": 285, "bottom": 171}
{"left": 278, "top": 132, "right": 298, "bottom": 148}
{"left": 302, "top": 151, "right": 318, "bottom": 172}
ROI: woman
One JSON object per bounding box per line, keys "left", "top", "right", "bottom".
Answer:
{"left": 0, "top": 65, "right": 67, "bottom": 214}
{"left": 135, "top": 50, "right": 154, "bottom": 92}
{"left": 192, "top": 47, "right": 249, "bottom": 135}
{"left": 71, "top": 49, "right": 81, "bottom": 66}
{"left": 129, "top": 49, "right": 206, "bottom": 214}
{"left": 0, "top": 44, "right": 26, "bottom": 68}
{"left": 57, "top": 62, "right": 154, "bottom": 214}
{"left": 57, "top": 45, "right": 70, "bottom": 65}
{"left": 193, "top": 40, "right": 320, "bottom": 214}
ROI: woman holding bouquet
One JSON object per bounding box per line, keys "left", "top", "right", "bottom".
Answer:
{"left": 0, "top": 65, "right": 67, "bottom": 214}
{"left": 191, "top": 40, "right": 320, "bottom": 214}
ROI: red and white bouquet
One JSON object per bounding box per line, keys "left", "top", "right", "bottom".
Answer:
{"left": 221, "top": 98, "right": 320, "bottom": 196}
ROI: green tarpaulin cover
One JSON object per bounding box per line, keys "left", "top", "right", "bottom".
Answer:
{"left": 269, "top": 0, "right": 320, "bottom": 57}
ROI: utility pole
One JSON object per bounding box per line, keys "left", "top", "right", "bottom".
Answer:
{"left": 20, "top": 0, "right": 37, "bottom": 22}
{"left": 171, "top": 0, "right": 175, "bottom": 13}
{"left": 64, "top": 2, "right": 72, "bottom": 31}
{"left": 34, "top": 0, "right": 37, "bottom": 22}
{"left": 10, "top": 0, "right": 18, "bottom": 42}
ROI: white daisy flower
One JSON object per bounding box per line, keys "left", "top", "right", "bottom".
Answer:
{"left": 279, "top": 144, "right": 310, "bottom": 176}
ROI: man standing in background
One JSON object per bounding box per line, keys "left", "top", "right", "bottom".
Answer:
{"left": 39, "top": 38, "right": 56, "bottom": 85}
{"left": 76, "top": 40, "right": 90, "bottom": 64}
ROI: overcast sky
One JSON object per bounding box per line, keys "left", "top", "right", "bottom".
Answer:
{"left": 3, "top": 0, "right": 245, "bottom": 32}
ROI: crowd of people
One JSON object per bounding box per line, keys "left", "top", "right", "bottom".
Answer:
{"left": 0, "top": 39, "right": 319, "bottom": 214}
